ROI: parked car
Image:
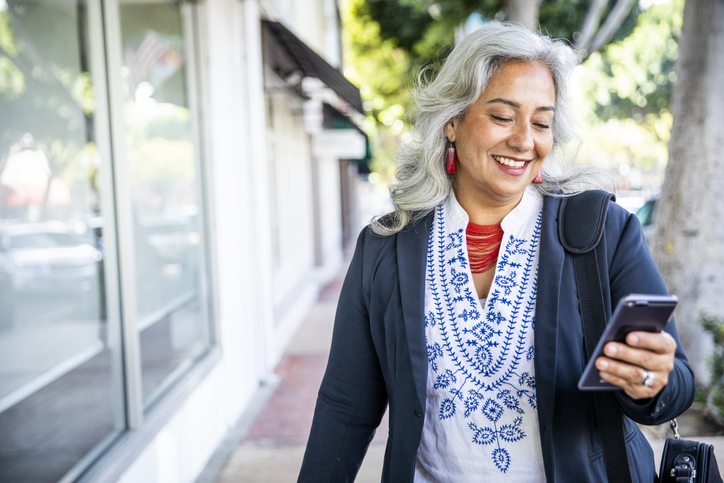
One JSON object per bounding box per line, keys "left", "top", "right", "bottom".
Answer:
{"left": 635, "top": 195, "right": 659, "bottom": 244}
{"left": 0, "top": 222, "right": 103, "bottom": 321}
{"left": 0, "top": 222, "right": 102, "bottom": 293}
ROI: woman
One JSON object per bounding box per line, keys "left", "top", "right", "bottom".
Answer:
{"left": 298, "top": 22, "right": 694, "bottom": 482}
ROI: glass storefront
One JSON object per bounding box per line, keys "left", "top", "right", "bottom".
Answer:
{"left": 118, "top": 0, "right": 210, "bottom": 408}
{"left": 0, "top": 0, "right": 211, "bottom": 481}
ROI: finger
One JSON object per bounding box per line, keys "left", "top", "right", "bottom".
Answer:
{"left": 624, "top": 331, "right": 677, "bottom": 355}
{"left": 602, "top": 342, "right": 674, "bottom": 373}
{"left": 595, "top": 356, "right": 670, "bottom": 388}
{"left": 598, "top": 370, "right": 661, "bottom": 400}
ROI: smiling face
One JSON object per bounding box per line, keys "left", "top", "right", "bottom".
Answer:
{"left": 445, "top": 62, "right": 556, "bottom": 213}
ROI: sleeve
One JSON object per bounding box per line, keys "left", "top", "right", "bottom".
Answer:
{"left": 604, "top": 205, "right": 695, "bottom": 424}
{"left": 297, "top": 227, "right": 389, "bottom": 482}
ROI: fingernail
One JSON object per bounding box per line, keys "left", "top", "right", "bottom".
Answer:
{"left": 597, "top": 359, "right": 609, "bottom": 370}
{"left": 606, "top": 344, "right": 617, "bottom": 356}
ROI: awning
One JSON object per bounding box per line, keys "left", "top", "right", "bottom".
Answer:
{"left": 316, "top": 103, "right": 371, "bottom": 165}
{"left": 261, "top": 20, "right": 363, "bottom": 114}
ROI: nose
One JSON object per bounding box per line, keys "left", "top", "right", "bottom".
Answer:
{"left": 507, "top": 123, "right": 534, "bottom": 152}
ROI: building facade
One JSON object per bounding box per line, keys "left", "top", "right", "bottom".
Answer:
{"left": 0, "top": 0, "right": 367, "bottom": 481}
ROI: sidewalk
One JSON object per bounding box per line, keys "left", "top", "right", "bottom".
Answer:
{"left": 212, "top": 266, "right": 388, "bottom": 482}
{"left": 208, "top": 264, "right": 724, "bottom": 482}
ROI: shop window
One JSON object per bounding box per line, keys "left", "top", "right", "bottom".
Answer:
{"left": 0, "top": 0, "right": 213, "bottom": 480}
{"left": 118, "top": 0, "right": 211, "bottom": 409}
{"left": 0, "top": 1, "right": 122, "bottom": 481}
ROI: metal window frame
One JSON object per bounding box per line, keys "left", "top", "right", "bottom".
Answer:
{"left": 54, "top": 0, "right": 129, "bottom": 480}
{"left": 191, "top": 0, "right": 222, "bottom": 348}
{"left": 181, "top": 0, "right": 215, "bottom": 350}
{"left": 102, "top": 0, "right": 145, "bottom": 430}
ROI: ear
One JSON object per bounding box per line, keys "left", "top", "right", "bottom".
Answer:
{"left": 444, "top": 120, "right": 457, "bottom": 143}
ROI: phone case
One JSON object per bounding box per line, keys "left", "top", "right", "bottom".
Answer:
{"left": 577, "top": 293, "right": 678, "bottom": 391}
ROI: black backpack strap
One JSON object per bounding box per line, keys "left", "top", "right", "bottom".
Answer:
{"left": 559, "top": 190, "right": 633, "bottom": 483}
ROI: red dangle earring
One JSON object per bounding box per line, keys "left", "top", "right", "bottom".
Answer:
{"left": 533, "top": 170, "right": 543, "bottom": 184}
{"left": 446, "top": 140, "right": 457, "bottom": 174}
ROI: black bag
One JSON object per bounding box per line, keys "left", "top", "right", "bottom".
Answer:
{"left": 560, "top": 191, "right": 723, "bottom": 483}
{"left": 658, "top": 421, "right": 723, "bottom": 483}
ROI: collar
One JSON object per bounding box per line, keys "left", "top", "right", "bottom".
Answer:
{"left": 444, "top": 186, "right": 543, "bottom": 234}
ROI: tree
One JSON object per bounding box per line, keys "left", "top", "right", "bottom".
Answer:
{"left": 651, "top": 0, "right": 724, "bottom": 382}
{"left": 0, "top": 1, "right": 96, "bottom": 219}
{"left": 363, "top": 0, "right": 641, "bottom": 60}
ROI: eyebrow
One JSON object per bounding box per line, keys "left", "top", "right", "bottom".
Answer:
{"left": 487, "top": 98, "right": 556, "bottom": 112}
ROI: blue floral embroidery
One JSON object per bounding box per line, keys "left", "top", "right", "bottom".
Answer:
{"left": 427, "top": 342, "right": 443, "bottom": 371}
{"left": 440, "top": 398, "right": 456, "bottom": 419}
{"left": 425, "top": 202, "right": 542, "bottom": 473}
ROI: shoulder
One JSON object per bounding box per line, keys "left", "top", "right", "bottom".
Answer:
{"left": 357, "top": 211, "right": 433, "bottom": 264}
{"left": 364, "top": 211, "right": 434, "bottom": 243}
{"left": 350, "top": 211, "right": 432, "bottom": 297}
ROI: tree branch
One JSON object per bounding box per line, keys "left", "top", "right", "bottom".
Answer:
{"left": 4, "top": 2, "right": 84, "bottom": 112}
{"left": 589, "top": 0, "right": 637, "bottom": 54}
{"left": 505, "top": 0, "right": 542, "bottom": 30}
{"left": 574, "top": 0, "right": 609, "bottom": 53}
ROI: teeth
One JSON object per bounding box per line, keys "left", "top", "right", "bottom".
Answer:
{"left": 493, "top": 155, "right": 526, "bottom": 168}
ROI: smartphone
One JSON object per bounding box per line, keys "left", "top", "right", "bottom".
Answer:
{"left": 577, "top": 294, "right": 678, "bottom": 391}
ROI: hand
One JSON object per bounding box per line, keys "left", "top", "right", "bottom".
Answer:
{"left": 594, "top": 331, "right": 677, "bottom": 399}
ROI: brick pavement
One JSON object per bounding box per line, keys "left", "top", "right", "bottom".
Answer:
{"left": 244, "top": 354, "right": 329, "bottom": 446}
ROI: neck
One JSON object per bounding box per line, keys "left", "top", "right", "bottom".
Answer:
{"left": 453, "top": 184, "right": 526, "bottom": 225}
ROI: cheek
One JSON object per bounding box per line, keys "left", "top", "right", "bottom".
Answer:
{"left": 537, "top": 135, "right": 554, "bottom": 158}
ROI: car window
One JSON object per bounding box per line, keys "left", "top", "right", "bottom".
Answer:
{"left": 635, "top": 199, "right": 656, "bottom": 226}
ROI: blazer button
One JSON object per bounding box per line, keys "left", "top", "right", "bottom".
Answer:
{"left": 414, "top": 410, "right": 422, "bottom": 418}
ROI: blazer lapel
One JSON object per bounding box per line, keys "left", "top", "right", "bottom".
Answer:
{"left": 396, "top": 213, "right": 434, "bottom": 411}
{"left": 535, "top": 196, "right": 565, "bottom": 478}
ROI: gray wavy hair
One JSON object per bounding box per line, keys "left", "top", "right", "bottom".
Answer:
{"left": 372, "top": 22, "right": 615, "bottom": 235}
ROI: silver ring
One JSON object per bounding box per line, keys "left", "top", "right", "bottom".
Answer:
{"left": 639, "top": 370, "right": 655, "bottom": 387}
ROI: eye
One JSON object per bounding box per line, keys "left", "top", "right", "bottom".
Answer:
{"left": 534, "top": 123, "right": 551, "bottom": 130}
{"left": 491, "top": 115, "right": 511, "bottom": 122}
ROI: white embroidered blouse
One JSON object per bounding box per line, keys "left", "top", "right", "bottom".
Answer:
{"left": 415, "top": 187, "right": 546, "bottom": 482}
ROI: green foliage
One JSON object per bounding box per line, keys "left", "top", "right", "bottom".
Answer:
{"left": 702, "top": 313, "right": 724, "bottom": 385}
{"left": 365, "top": 0, "right": 641, "bottom": 54}
{"left": 700, "top": 312, "right": 724, "bottom": 420}
{"left": 582, "top": 0, "right": 683, "bottom": 122}
{"left": 574, "top": 0, "right": 683, "bottom": 188}
{"left": 365, "top": 0, "right": 434, "bottom": 51}
{"left": 343, "top": 0, "right": 424, "bottom": 177}
{"left": 0, "top": 3, "right": 93, "bottom": 164}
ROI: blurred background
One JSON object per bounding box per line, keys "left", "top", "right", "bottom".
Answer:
{"left": 0, "top": 0, "right": 722, "bottom": 482}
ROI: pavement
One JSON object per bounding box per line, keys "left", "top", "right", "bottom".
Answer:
{"left": 203, "top": 263, "right": 724, "bottom": 483}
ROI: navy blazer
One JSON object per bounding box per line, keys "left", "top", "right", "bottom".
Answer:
{"left": 299, "top": 195, "right": 695, "bottom": 482}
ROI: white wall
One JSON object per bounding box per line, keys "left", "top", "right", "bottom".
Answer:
{"left": 315, "top": 154, "right": 343, "bottom": 281}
